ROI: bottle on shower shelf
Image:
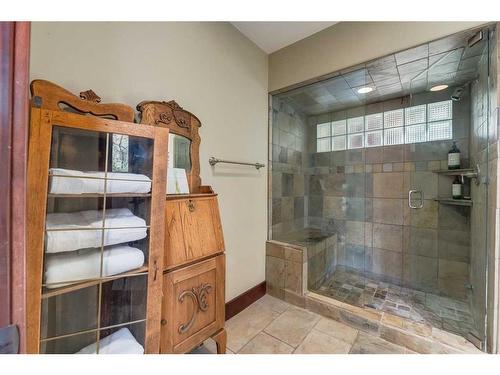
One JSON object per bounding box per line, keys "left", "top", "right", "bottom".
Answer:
{"left": 452, "top": 175, "right": 463, "bottom": 199}
{"left": 448, "top": 141, "right": 461, "bottom": 170}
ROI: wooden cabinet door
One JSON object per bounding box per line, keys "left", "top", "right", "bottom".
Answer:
{"left": 161, "top": 255, "right": 225, "bottom": 353}
{"left": 164, "top": 195, "right": 224, "bottom": 269}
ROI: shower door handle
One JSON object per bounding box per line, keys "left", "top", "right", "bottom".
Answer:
{"left": 408, "top": 190, "right": 424, "bottom": 209}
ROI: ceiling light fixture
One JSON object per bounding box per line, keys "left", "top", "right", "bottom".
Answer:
{"left": 430, "top": 84, "right": 449, "bottom": 92}
{"left": 357, "top": 87, "right": 373, "bottom": 94}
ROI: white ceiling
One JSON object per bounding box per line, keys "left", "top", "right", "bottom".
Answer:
{"left": 231, "top": 22, "right": 337, "bottom": 54}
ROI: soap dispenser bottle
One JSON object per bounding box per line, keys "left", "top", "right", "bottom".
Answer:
{"left": 448, "top": 141, "right": 461, "bottom": 170}
{"left": 452, "top": 175, "right": 463, "bottom": 199}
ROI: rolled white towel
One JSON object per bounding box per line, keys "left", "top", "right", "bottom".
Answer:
{"left": 45, "top": 208, "right": 147, "bottom": 253}
{"left": 76, "top": 328, "right": 144, "bottom": 354}
{"left": 49, "top": 168, "right": 151, "bottom": 194}
{"left": 44, "top": 245, "right": 145, "bottom": 288}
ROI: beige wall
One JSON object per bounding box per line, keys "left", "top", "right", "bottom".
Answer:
{"left": 269, "top": 21, "right": 486, "bottom": 92}
{"left": 29, "top": 22, "right": 269, "bottom": 301}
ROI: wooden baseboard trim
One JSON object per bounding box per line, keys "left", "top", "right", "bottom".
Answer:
{"left": 225, "top": 281, "right": 266, "bottom": 321}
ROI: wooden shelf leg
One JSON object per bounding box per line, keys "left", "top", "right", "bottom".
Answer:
{"left": 212, "top": 328, "right": 227, "bottom": 354}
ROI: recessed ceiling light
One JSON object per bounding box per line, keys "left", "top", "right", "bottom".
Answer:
{"left": 430, "top": 84, "right": 449, "bottom": 92}
{"left": 357, "top": 87, "right": 373, "bottom": 94}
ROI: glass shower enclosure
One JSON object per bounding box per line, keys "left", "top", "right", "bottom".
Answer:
{"left": 269, "top": 24, "right": 496, "bottom": 350}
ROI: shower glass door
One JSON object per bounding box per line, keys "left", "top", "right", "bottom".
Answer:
{"left": 406, "top": 26, "right": 491, "bottom": 348}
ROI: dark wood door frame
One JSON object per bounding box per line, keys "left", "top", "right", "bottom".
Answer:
{"left": 0, "top": 21, "right": 30, "bottom": 353}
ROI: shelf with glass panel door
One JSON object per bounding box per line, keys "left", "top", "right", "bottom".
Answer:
{"left": 27, "top": 80, "right": 168, "bottom": 354}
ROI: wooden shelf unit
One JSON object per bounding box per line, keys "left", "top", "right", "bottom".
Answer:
{"left": 27, "top": 80, "right": 168, "bottom": 354}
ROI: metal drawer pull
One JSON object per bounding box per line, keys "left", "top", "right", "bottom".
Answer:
{"left": 188, "top": 200, "right": 195, "bottom": 212}
{"left": 408, "top": 190, "right": 424, "bottom": 209}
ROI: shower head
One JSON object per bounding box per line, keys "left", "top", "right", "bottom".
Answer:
{"left": 451, "top": 86, "right": 465, "bottom": 102}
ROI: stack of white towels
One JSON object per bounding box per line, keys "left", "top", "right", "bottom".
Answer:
{"left": 44, "top": 168, "right": 152, "bottom": 289}
{"left": 46, "top": 169, "right": 149, "bottom": 353}
{"left": 44, "top": 207, "right": 147, "bottom": 288}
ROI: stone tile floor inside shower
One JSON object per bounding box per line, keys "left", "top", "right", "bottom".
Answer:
{"left": 314, "top": 267, "right": 476, "bottom": 339}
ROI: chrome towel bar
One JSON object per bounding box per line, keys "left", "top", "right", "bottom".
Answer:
{"left": 209, "top": 157, "right": 265, "bottom": 170}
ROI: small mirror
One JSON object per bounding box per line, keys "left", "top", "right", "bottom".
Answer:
{"left": 168, "top": 134, "right": 192, "bottom": 171}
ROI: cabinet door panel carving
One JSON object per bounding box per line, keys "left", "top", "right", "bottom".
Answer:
{"left": 177, "top": 283, "right": 212, "bottom": 334}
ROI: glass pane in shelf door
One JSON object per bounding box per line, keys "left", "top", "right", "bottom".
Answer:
{"left": 99, "top": 275, "right": 148, "bottom": 330}
{"left": 50, "top": 126, "right": 108, "bottom": 173}
{"left": 40, "top": 285, "right": 99, "bottom": 340}
{"left": 91, "top": 321, "right": 146, "bottom": 354}
{"left": 126, "top": 136, "right": 154, "bottom": 178}
{"left": 106, "top": 196, "right": 151, "bottom": 227}
{"left": 40, "top": 331, "right": 98, "bottom": 355}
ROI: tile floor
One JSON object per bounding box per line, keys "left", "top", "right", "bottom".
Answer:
{"left": 313, "top": 267, "right": 476, "bottom": 339}
{"left": 192, "top": 294, "right": 411, "bottom": 354}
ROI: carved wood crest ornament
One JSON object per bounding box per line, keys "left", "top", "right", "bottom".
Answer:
{"left": 137, "top": 99, "right": 202, "bottom": 193}
{"left": 30, "top": 80, "right": 134, "bottom": 122}
{"left": 79, "top": 89, "right": 101, "bottom": 103}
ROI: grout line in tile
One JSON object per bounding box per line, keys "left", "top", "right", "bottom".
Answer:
{"left": 263, "top": 306, "right": 319, "bottom": 349}
{"left": 348, "top": 330, "right": 361, "bottom": 354}
{"left": 234, "top": 302, "right": 293, "bottom": 354}
{"left": 250, "top": 331, "right": 296, "bottom": 352}
{"left": 311, "top": 326, "right": 360, "bottom": 345}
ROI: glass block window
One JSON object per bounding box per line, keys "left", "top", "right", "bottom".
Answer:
{"left": 331, "top": 120, "right": 347, "bottom": 135}
{"left": 317, "top": 122, "right": 331, "bottom": 138}
{"left": 315, "top": 100, "right": 452, "bottom": 152}
{"left": 348, "top": 133, "right": 364, "bottom": 149}
{"left": 384, "top": 109, "right": 404, "bottom": 128}
{"left": 405, "top": 105, "right": 426, "bottom": 125}
{"left": 365, "top": 113, "right": 383, "bottom": 131}
{"left": 332, "top": 135, "right": 346, "bottom": 151}
{"left": 365, "top": 130, "right": 383, "bottom": 147}
{"left": 347, "top": 117, "right": 364, "bottom": 133}
{"left": 428, "top": 100, "right": 452, "bottom": 121}
{"left": 384, "top": 127, "right": 404, "bottom": 146}
{"left": 317, "top": 137, "right": 331, "bottom": 152}
{"left": 428, "top": 120, "right": 452, "bottom": 141}
{"left": 405, "top": 124, "right": 427, "bottom": 144}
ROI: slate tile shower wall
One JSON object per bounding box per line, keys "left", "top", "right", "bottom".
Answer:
{"left": 306, "top": 87, "right": 472, "bottom": 300}
{"left": 270, "top": 97, "right": 308, "bottom": 239}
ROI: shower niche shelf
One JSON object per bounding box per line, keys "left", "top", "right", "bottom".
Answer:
{"left": 434, "top": 168, "right": 475, "bottom": 176}
{"left": 433, "top": 166, "right": 480, "bottom": 185}
{"left": 434, "top": 198, "right": 473, "bottom": 207}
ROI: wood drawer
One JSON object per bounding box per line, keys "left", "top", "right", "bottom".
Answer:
{"left": 160, "top": 254, "right": 225, "bottom": 353}
{"left": 164, "top": 195, "right": 224, "bottom": 270}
